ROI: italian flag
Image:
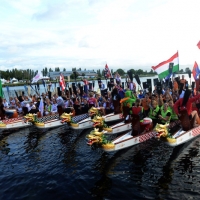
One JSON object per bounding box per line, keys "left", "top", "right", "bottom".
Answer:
{"left": 152, "top": 52, "right": 179, "bottom": 79}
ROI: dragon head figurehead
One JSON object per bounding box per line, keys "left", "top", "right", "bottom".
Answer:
{"left": 154, "top": 123, "right": 169, "bottom": 139}
{"left": 24, "top": 113, "right": 36, "bottom": 122}
{"left": 88, "top": 107, "right": 99, "bottom": 117}
{"left": 86, "top": 128, "right": 104, "bottom": 145}
{"left": 60, "top": 112, "right": 73, "bottom": 123}
{"left": 92, "top": 116, "right": 105, "bottom": 127}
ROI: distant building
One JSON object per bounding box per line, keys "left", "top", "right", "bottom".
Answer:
{"left": 48, "top": 70, "right": 97, "bottom": 79}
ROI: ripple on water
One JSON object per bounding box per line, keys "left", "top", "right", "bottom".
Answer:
{"left": 1, "top": 127, "right": 200, "bottom": 199}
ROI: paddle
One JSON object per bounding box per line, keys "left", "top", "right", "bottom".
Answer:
{"left": 134, "top": 74, "right": 142, "bottom": 90}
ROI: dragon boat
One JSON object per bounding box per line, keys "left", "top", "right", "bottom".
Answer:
{"left": 0, "top": 116, "right": 32, "bottom": 130}
{"left": 155, "top": 110, "right": 200, "bottom": 147}
{"left": 86, "top": 114, "right": 157, "bottom": 152}
{"left": 60, "top": 106, "right": 124, "bottom": 130}
{"left": 91, "top": 115, "right": 132, "bottom": 134}
{"left": 24, "top": 113, "right": 66, "bottom": 129}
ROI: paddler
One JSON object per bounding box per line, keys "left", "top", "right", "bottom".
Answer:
{"left": 131, "top": 99, "right": 152, "bottom": 133}
{"left": 173, "top": 89, "right": 200, "bottom": 127}
{"left": 148, "top": 100, "right": 160, "bottom": 127}
{"left": 120, "top": 90, "right": 136, "bottom": 122}
{"left": 158, "top": 103, "right": 171, "bottom": 124}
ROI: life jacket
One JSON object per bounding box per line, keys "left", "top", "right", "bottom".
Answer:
{"left": 168, "top": 107, "right": 178, "bottom": 120}
{"left": 161, "top": 107, "right": 171, "bottom": 124}
{"left": 149, "top": 106, "right": 160, "bottom": 119}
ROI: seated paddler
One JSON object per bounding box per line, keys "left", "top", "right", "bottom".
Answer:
{"left": 174, "top": 89, "right": 200, "bottom": 127}
{"left": 158, "top": 103, "right": 171, "bottom": 125}
{"left": 149, "top": 100, "right": 160, "bottom": 127}
{"left": 120, "top": 90, "right": 136, "bottom": 121}
{"left": 131, "top": 99, "right": 152, "bottom": 132}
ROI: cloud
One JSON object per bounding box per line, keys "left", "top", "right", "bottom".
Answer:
{"left": 1, "top": 0, "right": 200, "bottom": 74}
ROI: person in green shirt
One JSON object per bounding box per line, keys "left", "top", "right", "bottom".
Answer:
{"left": 158, "top": 103, "right": 171, "bottom": 124}
{"left": 149, "top": 100, "right": 160, "bottom": 127}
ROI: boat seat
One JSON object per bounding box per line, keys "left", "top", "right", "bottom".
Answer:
{"left": 179, "top": 110, "right": 195, "bottom": 131}
{"left": 131, "top": 114, "right": 141, "bottom": 135}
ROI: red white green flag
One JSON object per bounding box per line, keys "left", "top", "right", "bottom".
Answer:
{"left": 60, "top": 73, "right": 66, "bottom": 91}
{"left": 197, "top": 41, "right": 200, "bottom": 49}
{"left": 152, "top": 52, "right": 179, "bottom": 79}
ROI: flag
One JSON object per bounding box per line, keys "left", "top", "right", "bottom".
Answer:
{"left": 165, "top": 63, "right": 174, "bottom": 80}
{"left": 60, "top": 73, "right": 66, "bottom": 91}
{"left": 0, "top": 80, "right": 3, "bottom": 98}
{"left": 152, "top": 52, "right": 179, "bottom": 79}
{"left": 197, "top": 41, "right": 200, "bottom": 49}
{"left": 104, "top": 64, "right": 112, "bottom": 79}
{"left": 192, "top": 61, "right": 200, "bottom": 80}
{"left": 32, "top": 71, "right": 43, "bottom": 83}
{"left": 39, "top": 98, "right": 44, "bottom": 117}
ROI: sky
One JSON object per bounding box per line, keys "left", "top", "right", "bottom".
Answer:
{"left": 0, "top": 0, "right": 200, "bottom": 73}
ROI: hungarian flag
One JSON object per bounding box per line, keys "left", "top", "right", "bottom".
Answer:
{"left": 152, "top": 52, "right": 179, "bottom": 79}
{"left": 192, "top": 61, "right": 200, "bottom": 80}
{"left": 60, "top": 73, "right": 66, "bottom": 91}
{"left": 104, "top": 64, "right": 112, "bottom": 79}
{"left": 197, "top": 41, "right": 200, "bottom": 49}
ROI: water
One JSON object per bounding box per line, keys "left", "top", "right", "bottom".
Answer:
{"left": 1, "top": 125, "right": 200, "bottom": 199}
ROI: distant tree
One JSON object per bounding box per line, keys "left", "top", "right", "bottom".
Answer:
{"left": 185, "top": 67, "right": 190, "bottom": 72}
{"left": 82, "top": 73, "right": 85, "bottom": 76}
{"left": 137, "top": 69, "right": 143, "bottom": 75}
{"left": 150, "top": 69, "right": 154, "bottom": 73}
{"left": 102, "top": 69, "right": 105, "bottom": 77}
{"left": 70, "top": 73, "right": 74, "bottom": 79}
{"left": 116, "top": 68, "right": 125, "bottom": 76}
{"left": 97, "top": 69, "right": 101, "bottom": 77}
{"left": 63, "top": 68, "right": 66, "bottom": 71}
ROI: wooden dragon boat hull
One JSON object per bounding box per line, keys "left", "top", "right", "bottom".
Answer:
{"left": 162, "top": 126, "right": 200, "bottom": 147}
{"left": 33, "top": 114, "right": 66, "bottom": 129}
{"left": 102, "top": 130, "right": 157, "bottom": 152}
{"left": 70, "top": 113, "right": 123, "bottom": 130}
{"left": 70, "top": 118, "right": 93, "bottom": 130}
{"left": 104, "top": 113, "right": 123, "bottom": 123}
{"left": 0, "top": 118, "right": 32, "bottom": 129}
{"left": 104, "top": 122, "right": 132, "bottom": 134}
{"left": 34, "top": 119, "right": 66, "bottom": 129}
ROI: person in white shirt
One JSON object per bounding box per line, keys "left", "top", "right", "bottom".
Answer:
{"left": 51, "top": 99, "right": 58, "bottom": 114}
{"left": 3, "top": 99, "right": 9, "bottom": 108}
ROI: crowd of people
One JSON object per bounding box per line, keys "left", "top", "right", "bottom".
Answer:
{"left": 0, "top": 74, "right": 199, "bottom": 133}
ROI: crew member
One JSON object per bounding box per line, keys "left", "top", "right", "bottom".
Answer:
{"left": 174, "top": 89, "right": 200, "bottom": 127}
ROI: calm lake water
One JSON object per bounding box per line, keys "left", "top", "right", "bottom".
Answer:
{"left": 1, "top": 73, "right": 199, "bottom": 199}
{"left": 1, "top": 126, "right": 200, "bottom": 200}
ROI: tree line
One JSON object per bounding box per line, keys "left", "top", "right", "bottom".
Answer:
{"left": 0, "top": 67, "right": 158, "bottom": 81}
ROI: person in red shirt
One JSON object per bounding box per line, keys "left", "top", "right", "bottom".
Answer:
{"left": 173, "top": 89, "right": 200, "bottom": 127}
{"left": 87, "top": 92, "right": 98, "bottom": 108}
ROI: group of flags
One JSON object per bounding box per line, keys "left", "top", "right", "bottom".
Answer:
{"left": 152, "top": 41, "right": 200, "bottom": 81}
